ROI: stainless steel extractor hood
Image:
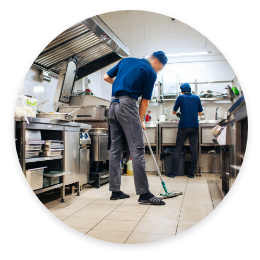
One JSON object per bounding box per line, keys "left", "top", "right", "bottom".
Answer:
{"left": 33, "top": 16, "right": 130, "bottom": 80}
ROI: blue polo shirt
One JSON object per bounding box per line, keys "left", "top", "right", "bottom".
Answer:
{"left": 107, "top": 58, "right": 157, "bottom": 100}
{"left": 173, "top": 93, "right": 203, "bottom": 128}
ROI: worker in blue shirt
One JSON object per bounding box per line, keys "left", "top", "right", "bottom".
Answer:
{"left": 168, "top": 83, "right": 203, "bottom": 178}
{"left": 103, "top": 51, "right": 167, "bottom": 205}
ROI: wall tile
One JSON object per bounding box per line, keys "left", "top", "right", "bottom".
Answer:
{"left": 139, "top": 40, "right": 146, "bottom": 57}
{"left": 159, "top": 38, "right": 170, "bottom": 54}
{"left": 148, "top": 12, "right": 159, "bottom": 24}
{"left": 189, "top": 36, "right": 201, "bottom": 52}
{"left": 144, "top": 24, "right": 149, "bottom": 39}
{"left": 111, "top": 17, "right": 120, "bottom": 28}
{"left": 139, "top": 25, "right": 145, "bottom": 40}
{"left": 130, "top": 39, "right": 141, "bottom": 57}
{"left": 130, "top": 25, "right": 139, "bottom": 40}
{"left": 159, "top": 23, "right": 168, "bottom": 38}
{"left": 158, "top": 14, "right": 170, "bottom": 24}
{"left": 168, "top": 37, "right": 179, "bottom": 53}
{"left": 189, "top": 27, "right": 201, "bottom": 36}
{"left": 129, "top": 10, "right": 139, "bottom": 26}
{"left": 143, "top": 11, "right": 149, "bottom": 24}
{"left": 178, "top": 36, "right": 190, "bottom": 53}
{"left": 168, "top": 20, "right": 178, "bottom": 37}
{"left": 148, "top": 24, "right": 158, "bottom": 39}
{"left": 179, "top": 21, "right": 190, "bottom": 37}
{"left": 120, "top": 26, "right": 130, "bottom": 41}
{"left": 120, "top": 12, "right": 130, "bottom": 27}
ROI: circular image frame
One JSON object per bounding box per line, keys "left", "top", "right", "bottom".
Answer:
{"left": 7, "top": 6, "right": 255, "bottom": 254}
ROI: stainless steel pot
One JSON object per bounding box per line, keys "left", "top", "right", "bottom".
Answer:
{"left": 59, "top": 105, "right": 107, "bottom": 121}
{"left": 88, "top": 128, "right": 109, "bottom": 161}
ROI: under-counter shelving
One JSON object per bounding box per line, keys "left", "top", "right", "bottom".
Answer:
{"left": 25, "top": 155, "right": 63, "bottom": 163}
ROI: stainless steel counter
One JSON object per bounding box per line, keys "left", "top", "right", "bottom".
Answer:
{"left": 15, "top": 116, "right": 92, "bottom": 201}
{"left": 16, "top": 116, "right": 91, "bottom": 128}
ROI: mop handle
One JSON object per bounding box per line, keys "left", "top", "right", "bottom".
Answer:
{"left": 143, "top": 130, "right": 164, "bottom": 183}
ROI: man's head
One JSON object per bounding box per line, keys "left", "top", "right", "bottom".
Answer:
{"left": 180, "top": 83, "right": 191, "bottom": 93}
{"left": 148, "top": 51, "right": 168, "bottom": 73}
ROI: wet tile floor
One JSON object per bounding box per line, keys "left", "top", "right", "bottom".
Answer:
{"left": 43, "top": 173, "right": 223, "bottom": 244}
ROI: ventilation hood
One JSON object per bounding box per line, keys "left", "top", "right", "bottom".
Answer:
{"left": 33, "top": 16, "right": 130, "bottom": 80}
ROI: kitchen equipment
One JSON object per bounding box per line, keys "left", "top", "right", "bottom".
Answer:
{"left": 88, "top": 128, "right": 109, "bottom": 162}
{"left": 37, "top": 100, "right": 49, "bottom": 108}
{"left": 25, "top": 144, "right": 42, "bottom": 151}
{"left": 36, "top": 112, "right": 74, "bottom": 121}
{"left": 43, "top": 143, "right": 64, "bottom": 149}
{"left": 200, "top": 90, "right": 213, "bottom": 98}
{"left": 40, "top": 149, "right": 63, "bottom": 157}
{"left": 25, "top": 150, "right": 41, "bottom": 158}
{"left": 79, "top": 128, "right": 91, "bottom": 185}
{"left": 25, "top": 130, "right": 41, "bottom": 141}
{"left": 143, "top": 130, "right": 183, "bottom": 199}
{"left": 59, "top": 105, "right": 107, "bottom": 122}
{"left": 222, "top": 85, "right": 235, "bottom": 100}
{"left": 44, "top": 140, "right": 63, "bottom": 145}
{"left": 159, "top": 115, "right": 166, "bottom": 122}
{"left": 15, "top": 95, "right": 38, "bottom": 118}
{"left": 25, "top": 167, "right": 47, "bottom": 190}
{"left": 88, "top": 128, "right": 109, "bottom": 188}
{"left": 34, "top": 16, "right": 129, "bottom": 80}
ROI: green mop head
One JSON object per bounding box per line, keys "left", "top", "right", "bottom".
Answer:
{"left": 158, "top": 191, "right": 183, "bottom": 200}
{"left": 158, "top": 181, "right": 183, "bottom": 200}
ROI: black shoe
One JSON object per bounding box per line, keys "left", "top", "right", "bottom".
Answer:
{"left": 168, "top": 174, "right": 175, "bottom": 178}
{"left": 138, "top": 193, "right": 165, "bottom": 205}
{"left": 110, "top": 191, "right": 130, "bottom": 200}
{"left": 188, "top": 174, "right": 194, "bottom": 178}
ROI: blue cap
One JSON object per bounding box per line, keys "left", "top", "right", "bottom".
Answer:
{"left": 180, "top": 83, "right": 191, "bottom": 93}
{"left": 152, "top": 51, "right": 168, "bottom": 66}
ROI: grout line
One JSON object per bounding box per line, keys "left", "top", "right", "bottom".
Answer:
{"left": 205, "top": 173, "right": 216, "bottom": 209}
{"left": 175, "top": 177, "right": 188, "bottom": 235}
{"left": 123, "top": 204, "right": 151, "bottom": 244}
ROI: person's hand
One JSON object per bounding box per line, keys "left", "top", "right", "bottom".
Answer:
{"left": 141, "top": 122, "right": 146, "bottom": 130}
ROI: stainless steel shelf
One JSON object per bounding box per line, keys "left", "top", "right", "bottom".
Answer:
{"left": 34, "top": 183, "right": 63, "bottom": 194}
{"left": 25, "top": 155, "right": 63, "bottom": 163}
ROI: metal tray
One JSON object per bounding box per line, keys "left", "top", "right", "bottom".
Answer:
{"left": 43, "top": 144, "right": 64, "bottom": 149}
{"left": 25, "top": 144, "right": 42, "bottom": 151}
{"left": 36, "top": 113, "right": 73, "bottom": 122}
{"left": 44, "top": 140, "right": 64, "bottom": 145}
{"left": 25, "top": 140, "right": 45, "bottom": 145}
{"left": 40, "top": 149, "right": 63, "bottom": 157}
{"left": 25, "top": 151, "right": 41, "bottom": 158}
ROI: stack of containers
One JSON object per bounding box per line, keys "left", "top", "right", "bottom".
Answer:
{"left": 25, "top": 130, "right": 45, "bottom": 158}
{"left": 41, "top": 140, "right": 64, "bottom": 157}
{"left": 15, "top": 95, "right": 38, "bottom": 118}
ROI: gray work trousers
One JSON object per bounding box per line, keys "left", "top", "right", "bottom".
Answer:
{"left": 108, "top": 96, "right": 150, "bottom": 195}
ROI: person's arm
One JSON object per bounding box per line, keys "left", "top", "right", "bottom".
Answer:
{"left": 139, "top": 99, "right": 149, "bottom": 130}
{"left": 103, "top": 61, "right": 121, "bottom": 84}
{"left": 172, "top": 97, "right": 180, "bottom": 114}
{"left": 103, "top": 73, "right": 114, "bottom": 84}
{"left": 198, "top": 97, "right": 203, "bottom": 116}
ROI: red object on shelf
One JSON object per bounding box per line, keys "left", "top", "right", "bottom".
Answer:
{"left": 145, "top": 114, "right": 150, "bottom": 122}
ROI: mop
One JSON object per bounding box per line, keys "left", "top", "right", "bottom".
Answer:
{"left": 143, "top": 130, "right": 183, "bottom": 200}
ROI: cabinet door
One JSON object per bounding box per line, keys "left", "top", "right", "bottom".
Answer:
{"left": 64, "top": 131, "right": 80, "bottom": 185}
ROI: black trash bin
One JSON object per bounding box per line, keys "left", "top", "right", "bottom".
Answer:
{"left": 161, "top": 148, "right": 185, "bottom": 176}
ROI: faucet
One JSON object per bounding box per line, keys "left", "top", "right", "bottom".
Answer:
{"left": 215, "top": 107, "right": 219, "bottom": 120}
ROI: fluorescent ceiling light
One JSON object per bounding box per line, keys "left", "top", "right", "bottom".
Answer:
{"left": 145, "top": 51, "right": 211, "bottom": 58}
